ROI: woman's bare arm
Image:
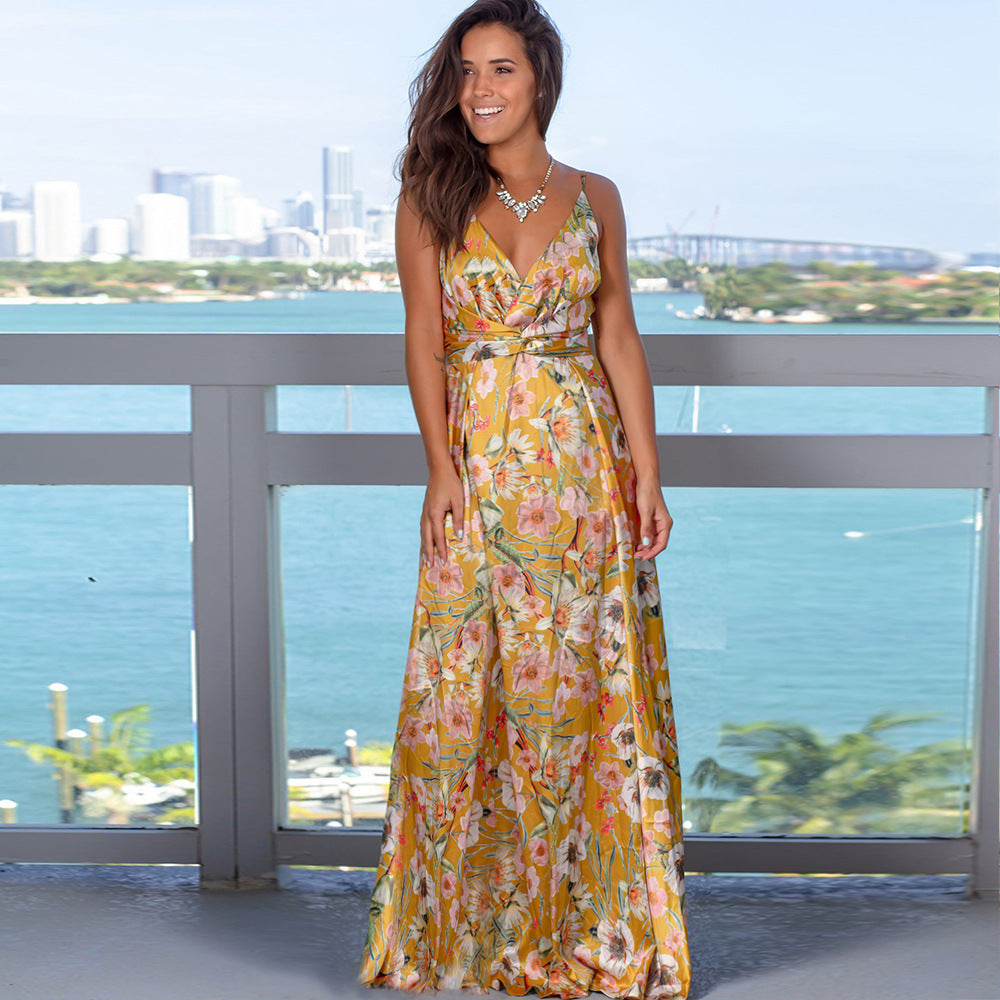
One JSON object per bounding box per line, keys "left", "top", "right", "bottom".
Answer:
{"left": 396, "top": 194, "right": 450, "bottom": 474}
{"left": 395, "top": 193, "right": 464, "bottom": 565}
{"left": 586, "top": 174, "right": 672, "bottom": 557}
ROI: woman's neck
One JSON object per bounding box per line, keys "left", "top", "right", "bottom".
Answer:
{"left": 487, "top": 138, "right": 552, "bottom": 190}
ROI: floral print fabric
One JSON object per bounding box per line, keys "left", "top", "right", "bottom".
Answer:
{"left": 358, "top": 173, "right": 690, "bottom": 998}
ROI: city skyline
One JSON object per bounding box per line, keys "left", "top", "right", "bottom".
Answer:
{"left": 1, "top": 0, "right": 998, "bottom": 254}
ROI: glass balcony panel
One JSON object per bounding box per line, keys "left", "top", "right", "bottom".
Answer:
{"left": 278, "top": 485, "right": 977, "bottom": 837}
{"left": 277, "top": 385, "right": 983, "bottom": 434}
{"left": 0, "top": 386, "right": 190, "bottom": 432}
{"left": 0, "top": 486, "right": 195, "bottom": 826}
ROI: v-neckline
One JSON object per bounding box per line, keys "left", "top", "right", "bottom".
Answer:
{"left": 472, "top": 188, "right": 589, "bottom": 287}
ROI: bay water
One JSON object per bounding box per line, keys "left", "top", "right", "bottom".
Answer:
{"left": 0, "top": 292, "right": 988, "bottom": 828}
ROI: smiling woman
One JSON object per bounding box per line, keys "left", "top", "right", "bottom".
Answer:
{"left": 356, "top": 1, "right": 691, "bottom": 997}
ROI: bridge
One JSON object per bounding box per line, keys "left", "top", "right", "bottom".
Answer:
{"left": 627, "top": 232, "right": 939, "bottom": 271}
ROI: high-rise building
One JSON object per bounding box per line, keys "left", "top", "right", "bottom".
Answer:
{"left": 31, "top": 181, "right": 82, "bottom": 261}
{"left": 188, "top": 174, "right": 241, "bottom": 237}
{"left": 0, "top": 210, "right": 33, "bottom": 258}
{"left": 86, "top": 218, "right": 130, "bottom": 258}
{"left": 352, "top": 188, "right": 364, "bottom": 230}
{"left": 134, "top": 193, "right": 190, "bottom": 260}
{"left": 285, "top": 191, "right": 316, "bottom": 232}
{"left": 231, "top": 196, "right": 266, "bottom": 241}
{"left": 322, "top": 146, "right": 354, "bottom": 232}
{"left": 152, "top": 168, "right": 195, "bottom": 200}
{"left": 365, "top": 205, "right": 397, "bottom": 245}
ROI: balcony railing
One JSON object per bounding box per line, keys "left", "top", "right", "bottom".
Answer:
{"left": 0, "top": 331, "right": 996, "bottom": 899}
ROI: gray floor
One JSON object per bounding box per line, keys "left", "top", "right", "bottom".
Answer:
{"left": 0, "top": 865, "right": 996, "bottom": 1000}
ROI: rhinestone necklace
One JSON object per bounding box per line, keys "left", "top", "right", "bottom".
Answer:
{"left": 495, "top": 157, "right": 554, "bottom": 223}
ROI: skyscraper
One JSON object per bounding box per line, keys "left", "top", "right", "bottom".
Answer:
{"left": 31, "top": 181, "right": 82, "bottom": 261}
{"left": 322, "top": 146, "right": 354, "bottom": 233}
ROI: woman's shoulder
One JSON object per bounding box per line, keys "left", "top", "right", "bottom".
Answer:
{"left": 572, "top": 169, "right": 623, "bottom": 242}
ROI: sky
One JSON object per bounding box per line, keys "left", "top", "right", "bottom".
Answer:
{"left": 2, "top": 0, "right": 998, "bottom": 254}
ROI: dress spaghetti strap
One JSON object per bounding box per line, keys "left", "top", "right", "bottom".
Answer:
{"left": 580, "top": 170, "right": 587, "bottom": 190}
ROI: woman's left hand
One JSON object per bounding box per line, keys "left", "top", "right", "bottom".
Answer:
{"left": 634, "top": 477, "right": 673, "bottom": 559}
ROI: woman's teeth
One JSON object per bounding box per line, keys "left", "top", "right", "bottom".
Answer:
{"left": 475, "top": 106, "right": 504, "bottom": 120}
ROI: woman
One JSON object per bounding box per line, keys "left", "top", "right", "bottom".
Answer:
{"left": 358, "top": 1, "right": 690, "bottom": 996}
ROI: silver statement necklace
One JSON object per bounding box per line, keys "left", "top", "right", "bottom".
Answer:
{"left": 495, "top": 157, "right": 555, "bottom": 223}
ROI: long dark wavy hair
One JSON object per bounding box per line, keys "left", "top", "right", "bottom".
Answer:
{"left": 396, "top": 0, "right": 564, "bottom": 255}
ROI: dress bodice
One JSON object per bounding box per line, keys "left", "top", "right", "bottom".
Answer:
{"left": 439, "top": 172, "right": 602, "bottom": 364}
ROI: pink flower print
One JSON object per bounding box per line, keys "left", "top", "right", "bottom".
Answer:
{"left": 506, "top": 307, "right": 534, "bottom": 329}
{"left": 585, "top": 509, "right": 613, "bottom": 549}
{"left": 552, "top": 681, "right": 572, "bottom": 722}
{"left": 553, "top": 645, "right": 578, "bottom": 677}
{"left": 512, "top": 648, "right": 554, "bottom": 695}
{"left": 568, "top": 300, "right": 588, "bottom": 329}
{"left": 614, "top": 510, "right": 634, "bottom": 549}
{"left": 526, "top": 866, "right": 541, "bottom": 900}
{"left": 641, "top": 827, "right": 659, "bottom": 861}
{"left": 664, "top": 929, "right": 686, "bottom": 954}
{"left": 450, "top": 274, "right": 474, "bottom": 305}
{"left": 518, "top": 493, "right": 560, "bottom": 539}
{"left": 559, "top": 484, "right": 589, "bottom": 519}
{"left": 525, "top": 950, "right": 544, "bottom": 979}
{"left": 642, "top": 641, "right": 661, "bottom": 677}
{"left": 578, "top": 444, "right": 599, "bottom": 479}
{"left": 595, "top": 760, "right": 625, "bottom": 790}
{"left": 428, "top": 556, "right": 464, "bottom": 597}
{"left": 647, "top": 880, "right": 670, "bottom": 918}
{"left": 563, "top": 229, "right": 587, "bottom": 251}
{"left": 469, "top": 453, "right": 491, "bottom": 486}
{"left": 441, "top": 290, "right": 458, "bottom": 321}
{"left": 523, "top": 592, "right": 546, "bottom": 617}
{"left": 462, "top": 618, "right": 486, "bottom": 652}
{"left": 528, "top": 837, "right": 549, "bottom": 867}
{"left": 399, "top": 713, "right": 422, "bottom": 750}
{"left": 442, "top": 696, "right": 473, "bottom": 741}
{"left": 652, "top": 807, "right": 675, "bottom": 836}
{"left": 548, "top": 239, "right": 574, "bottom": 269}
{"left": 575, "top": 265, "right": 597, "bottom": 297}
{"left": 492, "top": 561, "right": 526, "bottom": 598}
{"left": 515, "top": 741, "right": 539, "bottom": 772}
{"left": 513, "top": 352, "right": 542, "bottom": 380}
{"left": 474, "top": 358, "right": 497, "bottom": 397}
{"left": 573, "top": 667, "right": 600, "bottom": 706}
{"left": 531, "top": 264, "right": 561, "bottom": 300}
{"left": 506, "top": 379, "right": 536, "bottom": 419}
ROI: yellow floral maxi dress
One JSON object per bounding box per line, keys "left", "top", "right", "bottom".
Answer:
{"left": 357, "top": 172, "right": 691, "bottom": 999}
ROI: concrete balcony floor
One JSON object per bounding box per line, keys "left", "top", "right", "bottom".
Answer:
{"left": 0, "top": 865, "right": 995, "bottom": 1000}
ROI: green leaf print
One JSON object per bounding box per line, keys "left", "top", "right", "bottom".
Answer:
{"left": 480, "top": 497, "right": 505, "bottom": 532}
{"left": 461, "top": 594, "right": 486, "bottom": 623}
{"left": 484, "top": 433, "right": 505, "bottom": 460}
{"left": 490, "top": 532, "right": 527, "bottom": 569}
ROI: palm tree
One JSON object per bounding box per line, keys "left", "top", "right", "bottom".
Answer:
{"left": 686, "top": 710, "right": 969, "bottom": 835}
{"left": 5, "top": 703, "right": 195, "bottom": 824}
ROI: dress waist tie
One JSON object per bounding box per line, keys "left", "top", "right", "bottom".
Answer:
{"left": 445, "top": 327, "right": 592, "bottom": 365}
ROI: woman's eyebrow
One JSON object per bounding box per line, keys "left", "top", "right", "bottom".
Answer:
{"left": 461, "top": 57, "right": 518, "bottom": 65}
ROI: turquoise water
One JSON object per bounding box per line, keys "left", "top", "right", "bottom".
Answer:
{"left": 0, "top": 293, "right": 989, "bottom": 828}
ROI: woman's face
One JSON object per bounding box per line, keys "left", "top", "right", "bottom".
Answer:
{"left": 458, "top": 22, "right": 540, "bottom": 147}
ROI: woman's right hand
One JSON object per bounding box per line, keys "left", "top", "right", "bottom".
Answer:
{"left": 420, "top": 462, "right": 465, "bottom": 568}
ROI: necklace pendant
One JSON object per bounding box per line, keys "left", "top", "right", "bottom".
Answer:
{"left": 495, "top": 157, "right": 554, "bottom": 223}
